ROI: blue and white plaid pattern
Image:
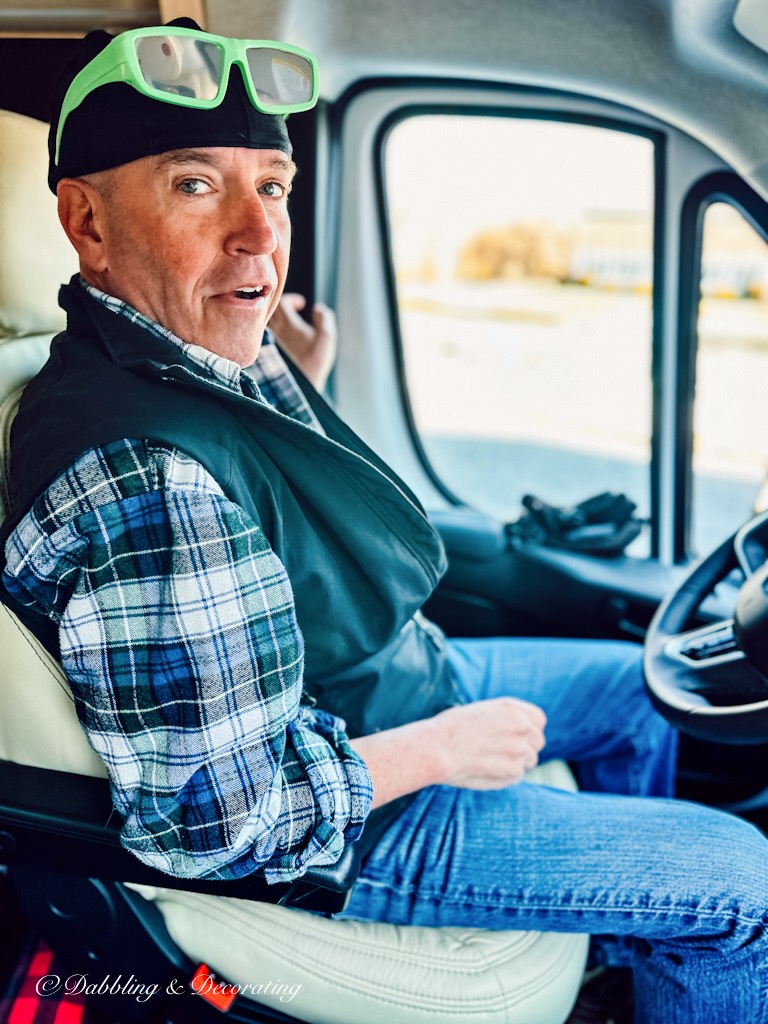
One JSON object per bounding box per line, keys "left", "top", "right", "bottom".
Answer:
{"left": 2, "top": 290, "right": 370, "bottom": 883}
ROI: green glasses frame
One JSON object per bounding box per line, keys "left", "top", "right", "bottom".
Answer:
{"left": 55, "top": 26, "right": 319, "bottom": 164}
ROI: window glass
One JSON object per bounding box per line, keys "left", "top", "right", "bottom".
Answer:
{"left": 385, "top": 115, "right": 654, "bottom": 540}
{"left": 692, "top": 202, "right": 768, "bottom": 553}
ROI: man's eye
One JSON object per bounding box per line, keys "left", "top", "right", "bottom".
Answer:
{"left": 177, "top": 178, "right": 211, "bottom": 196}
{"left": 259, "top": 180, "right": 289, "bottom": 199}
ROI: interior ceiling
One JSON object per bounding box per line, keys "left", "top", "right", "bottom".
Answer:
{"left": 0, "top": 0, "right": 160, "bottom": 33}
{"left": 0, "top": 0, "right": 205, "bottom": 34}
{"left": 2, "top": 0, "right": 767, "bottom": 195}
{"left": 208, "top": 0, "right": 768, "bottom": 198}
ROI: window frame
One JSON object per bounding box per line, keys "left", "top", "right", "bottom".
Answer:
{"left": 677, "top": 171, "right": 768, "bottom": 561}
{"left": 327, "top": 81, "right": 730, "bottom": 568}
{"left": 374, "top": 103, "right": 667, "bottom": 556}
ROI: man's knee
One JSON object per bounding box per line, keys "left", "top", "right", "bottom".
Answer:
{"left": 671, "top": 803, "right": 768, "bottom": 947}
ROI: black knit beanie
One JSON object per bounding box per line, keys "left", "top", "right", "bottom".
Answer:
{"left": 48, "top": 19, "right": 292, "bottom": 193}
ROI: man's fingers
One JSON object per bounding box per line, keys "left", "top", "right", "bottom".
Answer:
{"left": 433, "top": 698, "right": 551, "bottom": 791}
{"left": 282, "top": 292, "right": 308, "bottom": 313}
{"left": 523, "top": 701, "right": 547, "bottom": 731}
{"left": 524, "top": 745, "right": 540, "bottom": 770}
{"left": 312, "top": 302, "right": 336, "bottom": 334}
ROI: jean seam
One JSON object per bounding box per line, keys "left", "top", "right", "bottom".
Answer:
{"left": 353, "top": 878, "right": 768, "bottom": 930}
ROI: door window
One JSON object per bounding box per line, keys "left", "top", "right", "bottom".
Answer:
{"left": 385, "top": 114, "right": 655, "bottom": 537}
{"left": 692, "top": 201, "right": 768, "bottom": 553}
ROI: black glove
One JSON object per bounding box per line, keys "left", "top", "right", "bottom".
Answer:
{"left": 509, "top": 492, "right": 644, "bottom": 557}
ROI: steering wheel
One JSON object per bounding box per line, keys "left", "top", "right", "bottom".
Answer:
{"left": 644, "top": 511, "right": 768, "bottom": 745}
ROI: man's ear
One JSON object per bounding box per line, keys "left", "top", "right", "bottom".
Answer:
{"left": 56, "top": 178, "right": 108, "bottom": 274}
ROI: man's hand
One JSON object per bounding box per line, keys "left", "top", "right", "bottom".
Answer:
{"left": 350, "top": 697, "right": 547, "bottom": 809}
{"left": 430, "top": 698, "right": 547, "bottom": 790}
{"left": 268, "top": 292, "right": 337, "bottom": 392}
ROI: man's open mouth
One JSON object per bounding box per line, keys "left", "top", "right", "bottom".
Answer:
{"left": 233, "top": 286, "right": 267, "bottom": 300}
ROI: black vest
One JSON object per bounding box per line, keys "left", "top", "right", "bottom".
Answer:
{"left": 2, "top": 282, "right": 461, "bottom": 745}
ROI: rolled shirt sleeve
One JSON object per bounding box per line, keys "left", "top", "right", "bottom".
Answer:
{"left": 2, "top": 440, "right": 372, "bottom": 883}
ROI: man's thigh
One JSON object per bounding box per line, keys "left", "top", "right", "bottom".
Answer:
{"left": 346, "top": 779, "right": 767, "bottom": 951}
{"left": 445, "top": 636, "right": 663, "bottom": 767}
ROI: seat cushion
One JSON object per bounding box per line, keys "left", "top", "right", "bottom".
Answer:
{"left": 132, "top": 761, "right": 588, "bottom": 1024}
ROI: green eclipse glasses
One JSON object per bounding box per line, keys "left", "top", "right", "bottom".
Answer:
{"left": 55, "top": 26, "right": 319, "bottom": 163}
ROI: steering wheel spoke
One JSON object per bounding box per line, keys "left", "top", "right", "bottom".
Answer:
{"left": 664, "top": 618, "right": 741, "bottom": 668}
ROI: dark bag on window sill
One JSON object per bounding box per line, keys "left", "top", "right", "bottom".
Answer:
{"left": 508, "top": 492, "right": 644, "bottom": 557}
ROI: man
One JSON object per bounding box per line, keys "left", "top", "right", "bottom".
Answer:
{"left": 1, "top": 21, "right": 767, "bottom": 1023}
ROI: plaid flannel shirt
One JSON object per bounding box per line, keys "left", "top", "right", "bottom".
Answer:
{"left": 2, "top": 281, "right": 372, "bottom": 884}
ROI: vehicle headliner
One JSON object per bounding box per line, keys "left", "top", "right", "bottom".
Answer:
{"left": 3, "top": 2, "right": 766, "bottom": 194}
{"left": 205, "top": 0, "right": 768, "bottom": 199}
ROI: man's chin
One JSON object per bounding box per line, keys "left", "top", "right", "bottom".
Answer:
{"left": 198, "top": 316, "right": 267, "bottom": 367}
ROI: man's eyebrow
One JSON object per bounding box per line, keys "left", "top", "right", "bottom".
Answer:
{"left": 154, "top": 150, "right": 298, "bottom": 178}
{"left": 267, "top": 156, "right": 298, "bottom": 178}
{"left": 154, "top": 149, "right": 222, "bottom": 170}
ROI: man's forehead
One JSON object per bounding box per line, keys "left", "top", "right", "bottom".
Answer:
{"left": 152, "top": 147, "right": 297, "bottom": 176}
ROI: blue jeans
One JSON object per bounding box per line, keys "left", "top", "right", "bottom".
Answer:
{"left": 341, "top": 638, "right": 768, "bottom": 1023}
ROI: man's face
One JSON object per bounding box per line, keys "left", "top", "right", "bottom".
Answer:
{"left": 88, "top": 146, "right": 295, "bottom": 366}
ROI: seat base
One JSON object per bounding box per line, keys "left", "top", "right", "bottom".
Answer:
{"left": 132, "top": 761, "right": 588, "bottom": 1024}
{"left": 136, "top": 883, "right": 588, "bottom": 1024}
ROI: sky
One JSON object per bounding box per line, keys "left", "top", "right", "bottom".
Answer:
{"left": 385, "top": 114, "right": 655, "bottom": 266}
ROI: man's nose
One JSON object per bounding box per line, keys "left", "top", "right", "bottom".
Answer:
{"left": 224, "top": 192, "right": 278, "bottom": 256}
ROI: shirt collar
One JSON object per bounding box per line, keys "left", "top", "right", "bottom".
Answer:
{"left": 77, "top": 277, "right": 324, "bottom": 433}
{"left": 78, "top": 276, "right": 274, "bottom": 396}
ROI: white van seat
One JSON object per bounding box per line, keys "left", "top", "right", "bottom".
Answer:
{"left": 0, "top": 600, "right": 107, "bottom": 777}
{"left": 134, "top": 762, "right": 587, "bottom": 1024}
{"left": 0, "top": 110, "right": 79, "bottom": 520}
{"left": 0, "top": 108, "right": 588, "bottom": 1024}
{"left": 0, "top": 112, "right": 76, "bottom": 339}
{"left": 0, "top": 334, "right": 57, "bottom": 521}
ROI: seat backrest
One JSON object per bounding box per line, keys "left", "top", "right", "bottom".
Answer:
{"left": 0, "top": 108, "right": 77, "bottom": 516}
{"left": 0, "top": 334, "right": 54, "bottom": 519}
{"left": 0, "top": 109, "right": 105, "bottom": 778}
{"left": 0, "top": 111, "right": 76, "bottom": 340}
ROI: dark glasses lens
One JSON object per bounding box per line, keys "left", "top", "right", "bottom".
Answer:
{"left": 134, "top": 36, "right": 223, "bottom": 100}
{"left": 245, "top": 47, "right": 314, "bottom": 108}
